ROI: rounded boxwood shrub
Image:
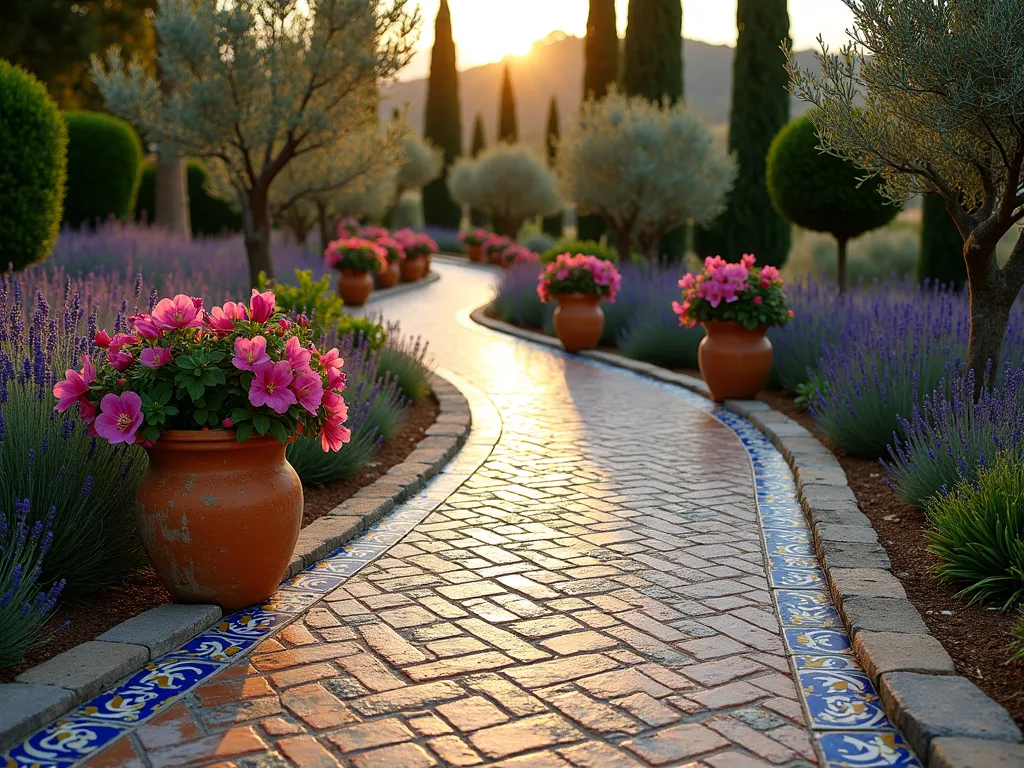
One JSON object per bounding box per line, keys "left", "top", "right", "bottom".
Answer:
{"left": 135, "top": 159, "right": 243, "bottom": 236}
{"left": 0, "top": 60, "right": 67, "bottom": 271}
{"left": 62, "top": 110, "right": 143, "bottom": 229}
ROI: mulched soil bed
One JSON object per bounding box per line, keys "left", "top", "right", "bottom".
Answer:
{"left": 0, "top": 394, "right": 440, "bottom": 685}
{"left": 757, "top": 389, "right": 1024, "bottom": 727}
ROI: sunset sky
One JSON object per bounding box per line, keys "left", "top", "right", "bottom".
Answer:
{"left": 398, "top": 0, "right": 856, "bottom": 80}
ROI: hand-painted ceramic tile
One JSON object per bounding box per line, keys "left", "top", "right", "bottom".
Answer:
{"left": 764, "top": 529, "right": 814, "bottom": 556}
{"left": 816, "top": 731, "right": 921, "bottom": 767}
{"left": 171, "top": 609, "right": 290, "bottom": 662}
{"left": 77, "top": 658, "right": 222, "bottom": 723}
{"left": 281, "top": 570, "right": 347, "bottom": 592}
{"left": 4, "top": 719, "right": 130, "bottom": 767}
{"left": 784, "top": 628, "right": 854, "bottom": 655}
{"left": 770, "top": 565, "right": 827, "bottom": 588}
{"left": 795, "top": 655, "right": 861, "bottom": 671}
{"left": 777, "top": 589, "right": 843, "bottom": 627}
{"left": 261, "top": 589, "right": 323, "bottom": 614}
{"left": 761, "top": 516, "right": 811, "bottom": 531}
{"left": 800, "top": 669, "right": 891, "bottom": 730}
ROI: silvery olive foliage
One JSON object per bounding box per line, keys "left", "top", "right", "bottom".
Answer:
{"left": 91, "top": 0, "right": 419, "bottom": 284}
{"left": 556, "top": 87, "right": 737, "bottom": 261}
{"left": 447, "top": 144, "right": 563, "bottom": 237}
{"left": 394, "top": 132, "right": 444, "bottom": 200}
{"left": 787, "top": 0, "right": 1024, "bottom": 384}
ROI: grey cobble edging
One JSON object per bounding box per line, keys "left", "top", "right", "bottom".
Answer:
{"left": 0, "top": 370, "right": 471, "bottom": 752}
{"left": 470, "top": 303, "right": 1023, "bottom": 767}
{"left": 365, "top": 268, "right": 440, "bottom": 304}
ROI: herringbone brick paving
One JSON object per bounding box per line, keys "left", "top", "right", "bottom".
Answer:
{"left": 83, "top": 265, "right": 818, "bottom": 767}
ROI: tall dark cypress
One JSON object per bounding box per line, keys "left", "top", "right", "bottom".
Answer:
{"left": 542, "top": 96, "right": 563, "bottom": 238}
{"left": 919, "top": 195, "right": 967, "bottom": 290}
{"left": 579, "top": 0, "right": 619, "bottom": 242}
{"left": 470, "top": 113, "right": 488, "bottom": 227}
{"left": 498, "top": 64, "right": 518, "bottom": 143}
{"left": 622, "top": 0, "right": 684, "bottom": 260}
{"left": 421, "top": 0, "right": 462, "bottom": 228}
{"left": 694, "top": 0, "right": 792, "bottom": 266}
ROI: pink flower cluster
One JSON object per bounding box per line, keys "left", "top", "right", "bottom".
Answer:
{"left": 672, "top": 253, "right": 789, "bottom": 328}
{"left": 324, "top": 237, "right": 389, "bottom": 273}
{"left": 359, "top": 226, "right": 390, "bottom": 240}
{"left": 482, "top": 234, "right": 514, "bottom": 258}
{"left": 336, "top": 217, "right": 361, "bottom": 238}
{"left": 458, "top": 228, "right": 490, "bottom": 247}
{"left": 537, "top": 253, "right": 622, "bottom": 303}
{"left": 392, "top": 229, "right": 439, "bottom": 259}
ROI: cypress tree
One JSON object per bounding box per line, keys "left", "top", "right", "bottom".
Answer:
{"left": 422, "top": 0, "right": 462, "bottom": 229}
{"left": 470, "top": 113, "right": 488, "bottom": 227}
{"left": 694, "top": 0, "right": 792, "bottom": 266}
{"left": 919, "top": 195, "right": 967, "bottom": 290}
{"left": 542, "top": 96, "right": 563, "bottom": 238}
{"left": 579, "top": 0, "right": 619, "bottom": 242}
{"left": 498, "top": 64, "right": 517, "bottom": 143}
{"left": 622, "top": 0, "right": 685, "bottom": 260}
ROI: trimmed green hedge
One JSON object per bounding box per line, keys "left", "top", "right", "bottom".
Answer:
{"left": 135, "top": 160, "right": 242, "bottom": 236}
{"left": 0, "top": 60, "right": 67, "bottom": 270}
{"left": 62, "top": 110, "right": 143, "bottom": 229}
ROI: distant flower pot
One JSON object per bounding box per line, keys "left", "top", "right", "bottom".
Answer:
{"left": 135, "top": 430, "right": 303, "bottom": 611}
{"left": 377, "top": 261, "right": 401, "bottom": 289}
{"left": 401, "top": 254, "right": 426, "bottom": 282}
{"left": 337, "top": 268, "right": 374, "bottom": 306}
{"left": 698, "top": 321, "right": 773, "bottom": 402}
{"left": 489, "top": 251, "right": 504, "bottom": 266}
{"left": 468, "top": 244, "right": 484, "bottom": 263}
{"left": 424, "top": 253, "right": 431, "bottom": 272}
{"left": 553, "top": 294, "right": 604, "bottom": 353}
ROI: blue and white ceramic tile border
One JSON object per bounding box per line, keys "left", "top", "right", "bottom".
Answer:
{"left": 0, "top": 368, "right": 502, "bottom": 768}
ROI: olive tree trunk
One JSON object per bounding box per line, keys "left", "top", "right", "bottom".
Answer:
{"left": 155, "top": 156, "right": 191, "bottom": 239}
{"left": 965, "top": 241, "right": 1020, "bottom": 394}
{"left": 241, "top": 184, "right": 274, "bottom": 287}
{"left": 836, "top": 236, "right": 849, "bottom": 294}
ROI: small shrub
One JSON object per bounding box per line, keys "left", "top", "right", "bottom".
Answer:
{"left": 376, "top": 326, "right": 433, "bottom": 403}
{"left": 62, "top": 110, "right": 143, "bottom": 229}
{"left": 522, "top": 233, "right": 555, "bottom": 254}
{"left": 0, "top": 61, "right": 68, "bottom": 271}
{"left": 540, "top": 239, "right": 618, "bottom": 264}
{"left": 337, "top": 315, "right": 388, "bottom": 351}
{"left": 925, "top": 454, "right": 1024, "bottom": 610}
{"left": 258, "top": 269, "right": 344, "bottom": 333}
{"left": 135, "top": 160, "right": 243, "bottom": 236}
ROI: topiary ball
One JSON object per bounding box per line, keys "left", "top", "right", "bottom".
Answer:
{"left": 766, "top": 113, "right": 899, "bottom": 241}
{"left": 135, "top": 159, "right": 242, "bottom": 236}
{"left": 0, "top": 60, "right": 68, "bottom": 271}
{"left": 62, "top": 110, "right": 143, "bottom": 229}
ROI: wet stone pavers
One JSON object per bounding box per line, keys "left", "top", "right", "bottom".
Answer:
{"left": 3, "top": 264, "right": 920, "bottom": 767}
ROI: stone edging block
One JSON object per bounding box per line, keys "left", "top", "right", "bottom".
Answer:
{"left": 469, "top": 304, "right": 1024, "bottom": 767}
{"left": 0, "top": 370, "right": 472, "bottom": 752}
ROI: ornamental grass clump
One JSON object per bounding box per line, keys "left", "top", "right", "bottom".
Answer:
{"left": 885, "top": 367, "right": 1024, "bottom": 507}
{"left": 324, "top": 237, "right": 388, "bottom": 274}
{"left": 537, "top": 254, "right": 622, "bottom": 303}
{"left": 924, "top": 453, "right": 1024, "bottom": 610}
{"left": 673, "top": 255, "right": 792, "bottom": 330}
{"left": 0, "top": 500, "right": 65, "bottom": 668}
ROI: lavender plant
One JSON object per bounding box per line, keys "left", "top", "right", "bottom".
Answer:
{"left": 0, "top": 500, "right": 65, "bottom": 668}
{"left": 375, "top": 323, "right": 433, "bottom": 403}
{"left": 492, "top": 264, "right": 550, "bottom": 330}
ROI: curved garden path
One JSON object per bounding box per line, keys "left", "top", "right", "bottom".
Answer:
{"left": 27, "top": 261, "right": 917, "bottom": 768}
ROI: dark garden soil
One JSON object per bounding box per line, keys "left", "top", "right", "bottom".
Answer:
{"left": 757, "top": 390, "right": 1024, "bottom": 727}
{"left": 0, "top": 395, "right": 440, "bottom": 685}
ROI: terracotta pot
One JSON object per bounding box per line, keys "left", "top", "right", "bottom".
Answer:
{"left": 468, "top": 244, "right": 484, "bottom": 263}
{"left": 489, "top": 251, "right": 503, "bottom": 266}
{"left": 337, "top": 269, "right": 373, "bottom": 306}
{"left": 377, "top": 261, "right": 400, "bottom": 289}
{"left": 698, "top": 321, "right": 774, "bottom": 402}
{"left": 423, "top": 253, "right": 431, "bottom": 272}
{"left": 401, "top": 254, "right": 426, "bottom": 282}
{"left": 135, "top": 430, "right": 303, "bottom": 610}
{"left": 553, "top": 294, "right": 604, "bottom": 353}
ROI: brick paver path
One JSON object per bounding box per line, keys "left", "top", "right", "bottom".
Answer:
{"left": 86, "top": 263, "right": 819, "bottom": 767}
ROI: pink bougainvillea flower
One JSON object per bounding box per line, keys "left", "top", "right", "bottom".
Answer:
{"left": 741, "top": 253, "right": 757, "bottom": 269}
{"left": 248, "top": 361, "right": 296, "bottom": 414}
{"left": 140, "top": 346, "right": 173, "bottom": 368}
{"left": 291, "top": 370, "right": 325, "bottom": 414}
{"left": 94, "top": 391, "right": 144, "bottom": 445}
{"left": 249, "top": 289, "right": 276, "bottom": 323}
{"left": 232, "top": 335, "right": 270, "bottom": 371}
{"left": 285, "top": 335, "right": 312, "bottom": 371}
{"left": 53, "top": 355, "right": 96, "bottom": 412}
{"left": 132, "top": 313, "right": 163, "bottom": 339}
{"left": 753, "top": 295, "right": 763, "bottom": 305}
{"left": 108, "top": 334, "right": 138, "bottom": 372}
{"left": 208, "top": 301, "right": 248, "bottom": 334}
{"left": 320, "top": 418, "right": 352, "bottom": 453}
{"left": 151, "top": 294, "right": 205, "bottom": 331}
{"left": 93, "top": 330, "right": 112, "bottom": 349}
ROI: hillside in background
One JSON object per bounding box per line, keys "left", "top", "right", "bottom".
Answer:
{"left": 380, "top": 33, "right": 821, "bottom": 148}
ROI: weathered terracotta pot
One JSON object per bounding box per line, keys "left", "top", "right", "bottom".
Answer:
{"left": 698, "top": 321, "right": 774, "bottom": 402}
{"left": 468, "top": 244, "right": 484, "bottom": 263}
{"left": 553, "top": 294, "right": 604, "bottom": 353}
{"left": 135, "top": 431, "right": 303, "bottom": 610}
{"left": 337, "top": 268, "right": 373, "bottom": 306}
{"left": 423, "top": 253, "right": 432, "bottom": 272}
{"left": 489, "top": 251, "right": 503, "bottom": 266}
{"left": 377, "top": 261, "right": 400, "bottom": 289}
{"left": 401, "top": 254, "right": 426, "bottom": 282}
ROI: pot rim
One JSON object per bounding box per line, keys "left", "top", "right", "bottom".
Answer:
{"left": 553, "top": 292, "right": 604, "bottom": 302}
{"left": 701, "top": 320, "right": 770, "bottom": 334}
{"left": 149, "top": 429, "right": 289, "bottom": 448}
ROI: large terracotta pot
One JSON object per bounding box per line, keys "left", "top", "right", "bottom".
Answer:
{"left": 468, "top": 244, "right": 484, "bottom": 263}
{"left": 423, "top": 253, "right": 432, "bottom": 272}
{"left": 377, "top": 261, "right": 400, "bottom": 289}
{"left": 135, "top": 431, "right": 303, "bottom": 610}
{"left": 698, "top": 321, "right": 774, "bottom": 402}
{"left": 337, "top": 269, "right": 373, "bottom": 306}
{"left": 553, "top": 294, "right": 604, "bottom": 353}
{"left": 489, "top": 251, "right": 503, "bottom": 266}
{"left": 401, "top": 254, "right": 426, "bottom": 282}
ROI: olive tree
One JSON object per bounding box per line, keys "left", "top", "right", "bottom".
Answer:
{"left": 389, "top": 132, "right": 443, "bottom": 224}
{"left": 447, "top": 144, "right": 562, "bottom": 237}
{"left": 556, "top": 88, "right": 736, "bottom": 262}
{"left": 788, "top": 0, "right": 1024, "bottom": 387}
{"left": 91, "top": 0, "right": 418, "bottom": 285}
